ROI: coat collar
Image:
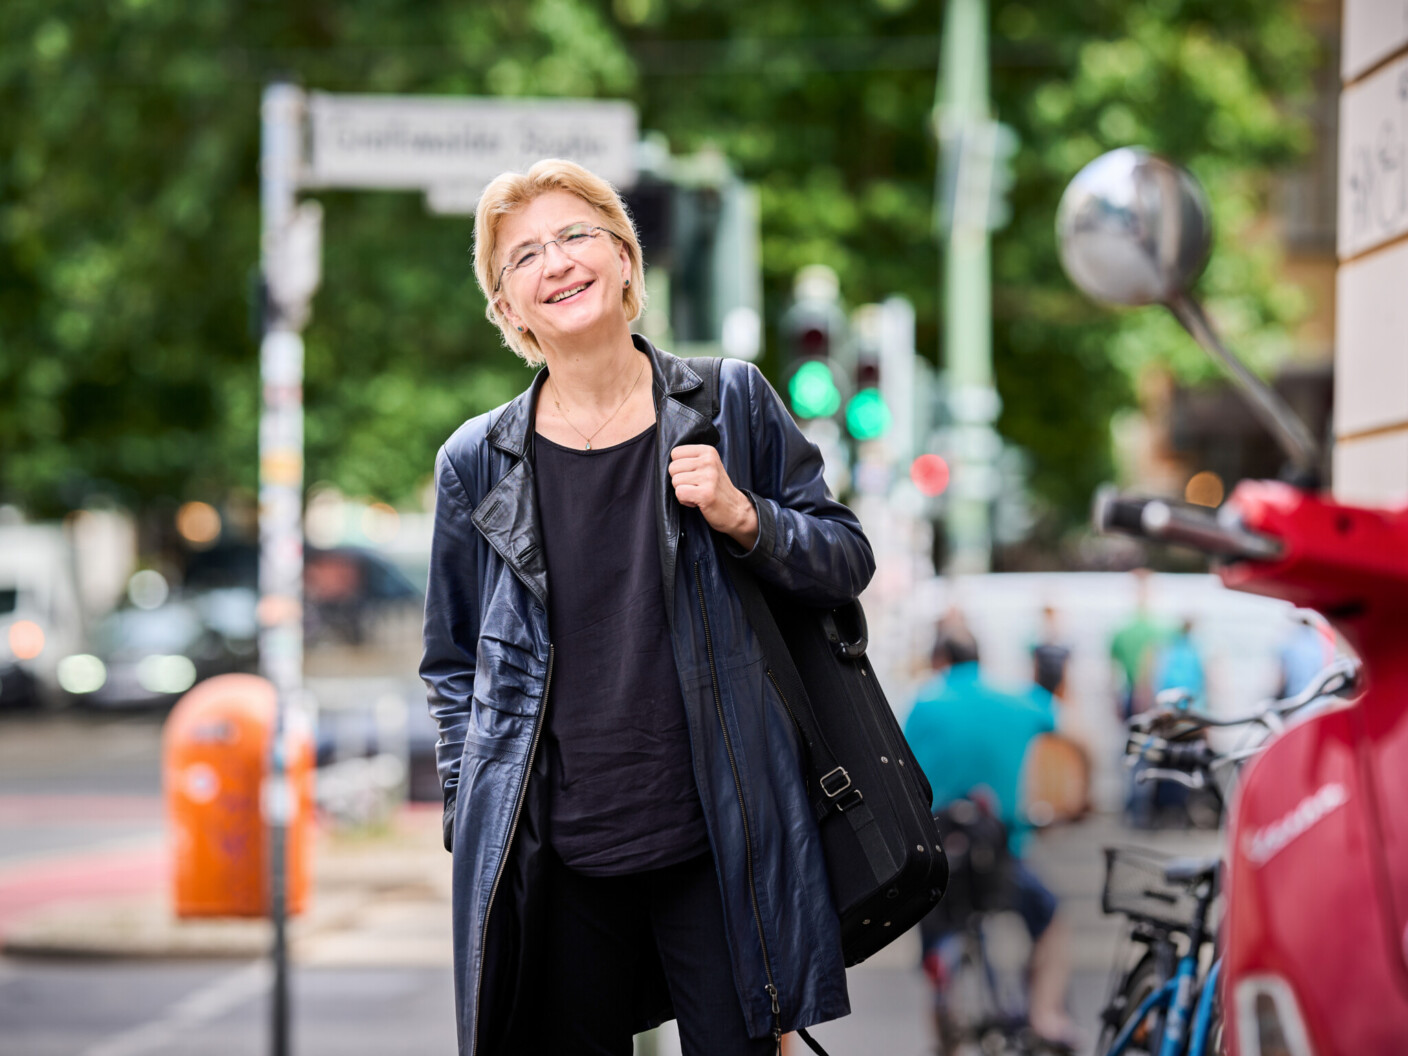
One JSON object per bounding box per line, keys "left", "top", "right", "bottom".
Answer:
{"left": 473, "top": 335, "right": 716, "bottom": 614}
{"left": 482, "top": 334, "right": 706, "bottom": 458}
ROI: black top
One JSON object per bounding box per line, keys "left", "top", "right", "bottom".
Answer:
{"left": 532, "top": 423, "right": 710, "bottom": 875}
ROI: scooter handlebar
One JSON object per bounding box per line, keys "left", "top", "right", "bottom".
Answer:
{"left": 1092, "top": 486, "right": 1283, "bottom": 562}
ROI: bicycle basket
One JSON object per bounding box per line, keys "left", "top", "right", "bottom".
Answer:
{"left": 1101, "top": 846, "right": 1200, "bottom": 930}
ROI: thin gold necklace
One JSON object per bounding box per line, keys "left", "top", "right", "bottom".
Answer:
{"left": 550, "top": 356, "right": 647, "bottom": 451}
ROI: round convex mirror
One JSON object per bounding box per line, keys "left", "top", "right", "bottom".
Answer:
{"left": 1056, "top": 148, "right": 1212, "bottom": 308}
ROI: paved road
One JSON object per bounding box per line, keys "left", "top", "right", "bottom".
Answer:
{"left": 0, "top": 958, "right": 457, "bottom": 1056}
{"left": 0, "top": 711, "right": 1219, "bottom": 1055}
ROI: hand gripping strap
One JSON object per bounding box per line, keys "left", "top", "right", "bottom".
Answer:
{"left": 682, "top": 358, "right": 894, "bottom": 892}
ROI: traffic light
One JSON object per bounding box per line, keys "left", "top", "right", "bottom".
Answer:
{"left": 910, "top": 454, "right": 950, "bottom": 497}
{"left": 781, "top": 266, "right": 848, "bottom": 420}
{"left": 937, "top": 119, "right": 1019, "bottom": 236}
{"left": 621, "top": 151, "right": 764, "bottom": 360}
{"left": 844, "top": 358, "right": 890, "bottom": 440}
{"left": 845, "top": 388, "right": 891, "bottom": 440}
{"left": 986, "top": 122, "right": 1019, "bottom": 231}
{"left": 789, "top": 361, "right": 842, "bottom": 418}
{"left": 846, "top": 302, "right": 913, "bottom": 444}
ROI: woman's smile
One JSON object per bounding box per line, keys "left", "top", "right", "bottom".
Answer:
{"left": 545, "top": 280, "right": 593, "bottom": 305}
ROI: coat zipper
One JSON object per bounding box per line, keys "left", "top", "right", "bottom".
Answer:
{"left": 472, "top": 642, "right": 554, "bottom": 1055}
{"left": 694, "top": 561, "right": 783, "bottom": 1042}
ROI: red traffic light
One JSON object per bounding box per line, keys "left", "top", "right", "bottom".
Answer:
{"left": 797, "top": 326, "right": 829, "bottom": 356}
{"left": 910, "top": 454, "right": 950, "bottom": 497}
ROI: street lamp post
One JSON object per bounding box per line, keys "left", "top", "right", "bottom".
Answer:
{"left": 258, "top": 81, "right": 321, "bottom": 1056}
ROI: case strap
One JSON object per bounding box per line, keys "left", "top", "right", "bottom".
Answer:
{"left": 682, "top": 358, "right": 896, "bottom": 889}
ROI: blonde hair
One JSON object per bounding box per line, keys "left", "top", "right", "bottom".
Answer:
{"left": 473, "top": 159, "right": 646, "bottom": 367}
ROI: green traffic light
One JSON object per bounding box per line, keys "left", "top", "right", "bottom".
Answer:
{"left": 845, "top": 388, "right": 891, "bottom": 440}
{"left": 789, "top": 361, "right": 841, "bottom": 418}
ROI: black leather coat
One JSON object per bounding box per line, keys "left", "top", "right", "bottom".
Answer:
{"left": 421, "top": 337, "right": 875, "bottom": 1054}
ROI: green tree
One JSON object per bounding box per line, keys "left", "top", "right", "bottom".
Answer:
{"left": 1, "top": 0, "right": 1320, "bottom": 536}
{"left": 621, "top": 0, "right": 1318, "bottom": 523}
{"left": 0, "top": 0, "right": 632, "bottom": 517}
{"left": 990, "top": 0, "right": 1317, "bottom": 521}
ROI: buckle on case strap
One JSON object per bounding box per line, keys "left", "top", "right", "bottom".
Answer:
{"left": 820, "top": 767, "right": 852, "bottom": 798}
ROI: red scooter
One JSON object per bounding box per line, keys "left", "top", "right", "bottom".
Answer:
{"left": 1058, "top": 148, "right": 1408, "bottom": 1055}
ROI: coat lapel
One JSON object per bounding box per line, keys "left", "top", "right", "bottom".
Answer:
{"left": 467, "top": 339, "right": 715, "bottom": 616}
{"left": 643, "top": 337, "right": 716, "bottom": 617}
{"left": 471, "top": 371, "right": 550, "bottom": 608}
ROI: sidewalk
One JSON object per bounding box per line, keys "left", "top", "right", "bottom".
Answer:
{"left": 0, "top": 804, "right": 452, "bottom": 966}
{"left": 0, "top": 798, "right": 1219, "bottom": 1052}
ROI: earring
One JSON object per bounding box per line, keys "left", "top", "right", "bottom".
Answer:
{"left": 623, "top": 279, "right": 631, "bottom": 288}
{"left": 516, "top": 326, "right": 524, "bottom": 332}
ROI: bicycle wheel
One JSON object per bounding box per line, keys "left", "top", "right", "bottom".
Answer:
{"left": 1097, "top": 952, "right": 1166, "bottom": 1055}
{"left": 935, "top": 927, "right": 1028, "bottom": 1056}
{"left": 1198, "top": 986, "right": 1225, "bottom": 1056}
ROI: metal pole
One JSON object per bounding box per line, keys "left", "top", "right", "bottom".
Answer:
{"left": 938, "top": 0, "right": 998, "bottom": 573}
{"left": 259, "top": 80, "right": 307, "bottom": 1056}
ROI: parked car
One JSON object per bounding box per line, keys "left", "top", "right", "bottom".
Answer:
{"left": 57, "top": 588, "right": 259, "bottom": 710}
{"left": 184, "top": 542, "right": 423, "bottom": 648}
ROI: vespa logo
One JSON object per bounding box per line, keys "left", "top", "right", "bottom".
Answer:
{"left": 1243, "top": 783, "right": 1350, "bottom": 867}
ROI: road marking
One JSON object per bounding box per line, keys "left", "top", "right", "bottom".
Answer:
{"left": 79, "top": 961, "right": 270, "bottom": 1056}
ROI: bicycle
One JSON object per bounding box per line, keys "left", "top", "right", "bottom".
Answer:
{"left": 923, "top": 798, "right": 1074, "bottom": 1056}
{"left": 1095, "top": 659, "right": 1360, "bottom": 1056}
{"left": 1097, "top": 727, "right": 1223, "bottom": 1056}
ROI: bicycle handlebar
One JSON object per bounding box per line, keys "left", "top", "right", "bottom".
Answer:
{"left": 1132, "top": 657, "right": 1361, "bottom": 738}
{"left": 1137, "top": 766, "right": 1206, "bottom": 790}
{"left": 1092, "top": 487, "right": 1283, "bottom": 562}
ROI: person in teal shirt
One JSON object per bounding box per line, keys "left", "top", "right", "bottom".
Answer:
{"left": 908, "top": 639, "right": 1055, "bottom": 855}
{"left": 905, "top": 629, "right": 1076, "bottom": 1046}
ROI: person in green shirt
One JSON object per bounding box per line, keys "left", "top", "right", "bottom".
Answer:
{"left": 1109, "top": 569, "right": 1170, "bottom": 721}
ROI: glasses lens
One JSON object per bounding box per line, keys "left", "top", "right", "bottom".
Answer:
{"left": 504, "top": 226, "right": 603, "bottom": 284}
{"left": 512, "top": 245, "right": 543, "bottom": 269}
{"left": 560, "top": 224, "right": 594, "bottom": 251}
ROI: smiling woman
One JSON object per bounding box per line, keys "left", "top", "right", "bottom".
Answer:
{"left": 473, "top": 160, "right": 647, "bottom": 369}
{"left": 424, "top": 158, "right": 876, "bottom": 1056}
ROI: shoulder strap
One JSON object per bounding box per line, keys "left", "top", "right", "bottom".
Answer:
{"left": 720, "top": 552, "right": 851, "bottom": 813}
{"left": 680, "top": 355, "right": 723, "bottom": 436}
{"left": 692, "top": 356, "right": 866, "bottom": 819}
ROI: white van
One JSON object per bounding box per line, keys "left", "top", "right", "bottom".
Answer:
{"left": 0, "top": 524, "right": 85, "bottom": 707}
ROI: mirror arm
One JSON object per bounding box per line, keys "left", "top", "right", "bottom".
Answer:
{"left": 1168, "top": 292, "right": 1322, "bottom": 486}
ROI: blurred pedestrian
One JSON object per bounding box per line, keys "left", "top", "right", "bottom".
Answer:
{"left": 1277, "top": 610, "right": 1336, "bottom": 699}
{"left": 1024, "top": 605, "right": 1092, "bottom": 824}
{"left": 1128, "top": 618, "right": 1207, "bottom": 828}
{"left": 1153, "top": 618, "right": 1206, "bottom": 710}
{"left": 905, "top": 627, "right": 1078, "bottom": 1047}
{"left": 421, "top": 159, "right": 874, "bottom": 1055}
{"left": 1109, "top": 568, "right": 1169, "bottom": 721}
{"left": 1030, "top": 604, "right": 1072, "bottom": 700}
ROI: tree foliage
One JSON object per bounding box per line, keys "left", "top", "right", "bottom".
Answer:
{"left": 623, "top": 0, "right": 1318, "bottom": 521}
{"left": 0, "top": 0, "right": 633, "bottom": 516}
{"left": 0, "top": 0, "right": 1319, "bottom": 529}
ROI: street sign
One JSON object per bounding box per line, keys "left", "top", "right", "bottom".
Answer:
{"left": 305, "top": 93, "right": 638, "bottom": 201}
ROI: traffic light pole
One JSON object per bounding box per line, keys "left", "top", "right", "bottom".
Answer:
{"left": 937, "top": 0, "right": 999, "bottom": 573}
{"left": 259, "top": 82, "right": 319, "bottom": 1056}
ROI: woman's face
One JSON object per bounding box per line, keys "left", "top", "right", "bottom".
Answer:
{"left": 494, "top": 189, "right": 632, "bottom": 352}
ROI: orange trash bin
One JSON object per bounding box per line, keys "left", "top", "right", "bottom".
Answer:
{"left": 162, "top": 673, "right": 315, "bottom": 918}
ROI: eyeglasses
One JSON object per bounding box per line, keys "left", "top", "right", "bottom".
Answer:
{"left": 494, "top": 223, "right": 625, "bottom": 292}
